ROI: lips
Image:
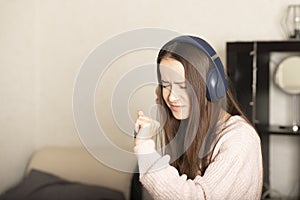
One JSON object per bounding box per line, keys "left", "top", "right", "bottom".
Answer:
{"left": 170, "top": 104, "right": 183, "bottom": 112}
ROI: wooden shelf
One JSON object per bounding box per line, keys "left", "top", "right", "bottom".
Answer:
{"left": 255, "top": 124, "right": 300, "bottom": 136}
{"left": 226, "top": 40, "right": 300, "bottom": 197}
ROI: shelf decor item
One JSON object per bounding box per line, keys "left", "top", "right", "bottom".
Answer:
{"left": 274, "top": 56, "right": 300, "bottom": 132}
{"left": 282, "top": 5, "right": 300, "bottom": 39}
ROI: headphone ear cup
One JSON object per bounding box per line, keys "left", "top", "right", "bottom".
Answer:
{"left": 206, "top": 68, "right": 227, "bottom": 102}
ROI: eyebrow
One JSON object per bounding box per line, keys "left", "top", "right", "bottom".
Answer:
{"left": 161, "top": 80, "right": 186, "bottom": 84}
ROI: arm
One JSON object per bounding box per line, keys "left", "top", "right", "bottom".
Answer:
{"left": 134, "top": 128, "right": 263, "bottom": 200}
{"left": 134, "top": 140, "right": 207, "bottom": 200}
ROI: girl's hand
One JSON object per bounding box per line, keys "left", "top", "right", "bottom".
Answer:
{"left": 134, "top": 111, "right": 160, "bottom": 146}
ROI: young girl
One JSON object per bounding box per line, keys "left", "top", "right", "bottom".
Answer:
{"left": 134, "top": 35, "right": 263, "bottom": 199}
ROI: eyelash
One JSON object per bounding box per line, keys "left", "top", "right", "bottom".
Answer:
{"left": 162, "top": 85, "right": 187, "bottom": 89}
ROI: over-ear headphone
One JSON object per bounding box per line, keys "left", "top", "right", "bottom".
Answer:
{"left": 171, "top": 35, "right": 228, "bottom": 102}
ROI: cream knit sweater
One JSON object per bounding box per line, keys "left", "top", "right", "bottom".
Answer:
{"left": 134, "top": 116, "right": 263, "bottom": 200}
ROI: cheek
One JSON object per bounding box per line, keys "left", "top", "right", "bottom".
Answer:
{"left": 183, "top": 91, "right": 190, "bottom": 102}
{"left": 162, "top": 89, "right": 169, "bottom": 104}
{"left": 179, "top": 89, "right": 188, "bottom": 100}
{"left": 183, "top": 92, "right": 191, "bottom": 107}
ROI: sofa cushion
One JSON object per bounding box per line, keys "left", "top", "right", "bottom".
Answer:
{"left": 0, "top": 169, "right": 125, "bottom": 200}
{"left": 25, "top": 147, "right": 137, "bottom": 199}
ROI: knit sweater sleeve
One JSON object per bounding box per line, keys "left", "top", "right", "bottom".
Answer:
{"left": 134, "top": 122, "right": 263, "bottom": 200}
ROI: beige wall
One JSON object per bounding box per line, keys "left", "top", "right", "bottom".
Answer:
{"left": 0, "top": 0, "right": 299, "bottom": 198}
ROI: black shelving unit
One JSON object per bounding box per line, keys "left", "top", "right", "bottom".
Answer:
{"left": 226, "top": 40, "right": 300, "bottom": 194}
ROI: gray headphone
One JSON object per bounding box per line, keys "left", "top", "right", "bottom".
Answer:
{"left": 171, "top": 35, "right": 228, "bottom": 102}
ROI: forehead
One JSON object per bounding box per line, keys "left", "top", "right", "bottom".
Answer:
{"left": 159, "top": 58, "right": 185, "bottom": 81}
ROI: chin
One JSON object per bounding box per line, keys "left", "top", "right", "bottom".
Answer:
{"left": 172, "top": 113, "right": 189, "bottom": 120}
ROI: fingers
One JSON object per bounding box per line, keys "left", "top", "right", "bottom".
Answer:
{"left": 135, "top": 110, "right": 160, "bottom": 129}
{"left": 134, "top": 111, "right": 160, "bottom": 144}
{"left": 136, "top": 111, "right": 152, "bottom": 128}
{"left": 134, "top": 111, "right": 152, "bottom": 142}
{"left": 138, "top": 110, "right": 144, "bottom": 117}
{"left": 134, "top": 123, "right": 140, "bottom": 134}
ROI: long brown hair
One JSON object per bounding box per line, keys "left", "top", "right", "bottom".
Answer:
{"left": 155, "top": 37, "right": 247, "bottom": 179}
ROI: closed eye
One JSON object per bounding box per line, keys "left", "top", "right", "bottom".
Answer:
{"left": 175, "top": 82, "right": 187, "bottom": 89}
{"left": 179, "top": 85, "right": 187, "bottom": 89}
{"left": 162, "top": 84, "right": 171, "bottom": 88}
{"left": 161, "top": 80, "right": 187, "bottom": 89}
{"left": 161, "top": 80, "right": 170, "bottom": 88}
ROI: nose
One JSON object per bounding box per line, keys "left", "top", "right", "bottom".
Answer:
{"left": 168, "top": 87, "right": 179, "bottom": 103}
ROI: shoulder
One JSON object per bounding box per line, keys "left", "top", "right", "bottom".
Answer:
{"left": 221, "top": 115, "right": 259, "bottom": 142}
{"left": 213, "top": 115, "right": 261, "bottom": 156}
